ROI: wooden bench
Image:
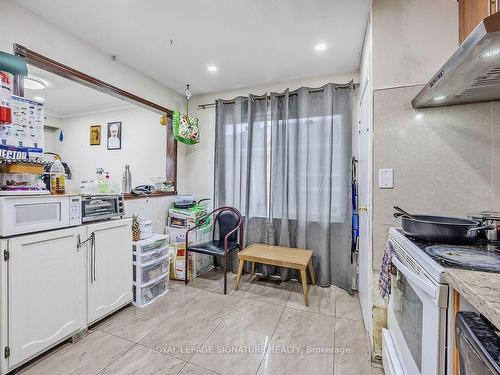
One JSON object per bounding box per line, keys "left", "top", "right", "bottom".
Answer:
{"left": 234, "top": 243, "right": 315, "bottom": 306}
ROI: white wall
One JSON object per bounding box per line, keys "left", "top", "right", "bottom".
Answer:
{"left": 178, "top": 73, "right": 359, "bottom": 200}
{"left": 0, "top": 1, "right": 184, "bottom": 112}
{"left": 357, "top": 16, "right": 374, "bottom": 352}
{"left": 366, "top": 0, "right": 460, "bottom": 360}
{"left": 53, "top": 107, "right": 167, "bottom": 188}
{"left": 372, "top": 0, "right": 458, "bottom": 90}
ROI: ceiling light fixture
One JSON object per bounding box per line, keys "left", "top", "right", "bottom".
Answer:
{"left": 33, "top": 96, "right": 44, "bottom": 102}
{"left": 433, "top": 95, "right": 446, "bottom": 101}
{"left": 207, "top": 65, "right": 218, "bottom": 72}
{"left": 24, "top": 76, "right": 47, "bottom": 90}
{"left": 314, "top": 43, "right": 327, "bottom": 52}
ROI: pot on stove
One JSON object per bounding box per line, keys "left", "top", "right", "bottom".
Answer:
{"left": 468, "top": 212, "right": 500, "bottom": 241}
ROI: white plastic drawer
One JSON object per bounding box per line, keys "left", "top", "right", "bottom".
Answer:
{"left": 133, "top": 247, "right": 169, "bottom": 264}
{"left": 133, "top": 275, "right": 169, "bottom": 307}
{"left": 133, "top": 256, "right": 169, "bottom": 284}
{"left": 133, "top": 234, "right": 169, "bottom": 254}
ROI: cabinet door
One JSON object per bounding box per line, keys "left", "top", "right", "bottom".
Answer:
{"left": 459, "top": 0, "right": 498, "bottom": 44}
{"left": 8, "top": 227, "right": 86, "bottom": 368}
{"left": 87, "top": 219, "right": 132, "bottom": 324}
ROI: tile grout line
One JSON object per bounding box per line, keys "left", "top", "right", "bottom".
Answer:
{"left": 97, "top": 286, "right": 218, "bottom": 374}
{"left": 188, "top": 291, "right": 245, "bottom": 360}
{"left": 96, "top": 285, "right": 207, "bottom": 373}
{"left": 254, "top": 303, "right": 287, "bottom": 375}
{"left": 93, "top": 340, "right": 138, "bottom": 375}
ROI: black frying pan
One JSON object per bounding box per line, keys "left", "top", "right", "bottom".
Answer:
{"left": 393, "top": 206, "right": 493, "bottom": 244}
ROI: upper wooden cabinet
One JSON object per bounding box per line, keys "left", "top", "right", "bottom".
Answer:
{"left": 459, "top": 0, "right": 499, "bottom": 43}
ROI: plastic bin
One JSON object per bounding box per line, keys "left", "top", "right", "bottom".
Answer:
{"left": 133, "top": 256, "right": 170, "bottom": 284}
{"left": 133, "top": 274, "right": 169, "bottom": 307}
{"left": 133, "top": 234, "right": 169, "bottom": 254}
{"left": 133, "top": 246, "right": 169, "bottom": 264}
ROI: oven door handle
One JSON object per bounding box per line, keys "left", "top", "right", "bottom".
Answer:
{"left": 392, "top": 256, "right": 436, "bottom": 299}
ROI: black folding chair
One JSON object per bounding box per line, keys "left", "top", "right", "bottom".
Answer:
{"left": 185, "top": 207, "right": 244, "bottom": 294}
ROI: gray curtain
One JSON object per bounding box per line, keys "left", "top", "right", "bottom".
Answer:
{"left": 214, "top": 95, "right": 269, "bottom": 271}
{"left": 269, "top": 83, "right": 353, "bottom": 291}
{"left": 214, "top": 83, "right": 353, "bottom": 292}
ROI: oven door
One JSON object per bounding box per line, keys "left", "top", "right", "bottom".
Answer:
{"left": 81, "top": 196, "right": 119, "bottom": 222}
{"left": 388, "top": 253, "right": 448, "bottom": 375}
{"left": 0, "top": 196, "right": 70, "bottom": 236}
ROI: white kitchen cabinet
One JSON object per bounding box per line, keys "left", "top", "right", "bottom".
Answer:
{"left": 86, "top": 219, "right": 132, "bottom": 324}
{"left": 5, "top": 226, "right": 86, "bottom": 369}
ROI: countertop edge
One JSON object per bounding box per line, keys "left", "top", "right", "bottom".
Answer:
{"left": 444, "top": 268, "right": 500, "bottom": 330}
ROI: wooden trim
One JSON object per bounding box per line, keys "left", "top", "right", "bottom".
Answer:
{"left": 13, "top": 44, "right": 172, "bottom": 115}
{"left": 165, "top": 114, "right": 177, "bottom": 190}
{"left": 452, "top": 289, "right": 461, "bottom": 375}
{"left": 124, "top": 191, "right": 176, "bottom": 200}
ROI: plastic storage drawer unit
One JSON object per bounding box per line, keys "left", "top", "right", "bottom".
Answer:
{"left": 133, "top": 274, "right": 169, "bottom": 307}
{"left": 133, "top": 234, "right": 169, "bottom": 254}
{"left": 133, "top": 256, "right": 170, "bottom": 284}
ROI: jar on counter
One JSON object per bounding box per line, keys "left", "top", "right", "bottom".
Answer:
{"left": 50, "top": 158, "right": 65, "bottom": 194}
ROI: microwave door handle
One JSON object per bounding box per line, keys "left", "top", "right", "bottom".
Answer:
{"left": 392, "top": 256, "right": 436, "bottom": 299}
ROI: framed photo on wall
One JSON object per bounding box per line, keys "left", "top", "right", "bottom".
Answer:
{"left": 107, "top": 121, "right": 122, "bottom": 150}
{"left": 90, "top": 125, "right": 101, "bottom": 145}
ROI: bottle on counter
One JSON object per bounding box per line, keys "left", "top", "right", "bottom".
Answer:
{"left": 122, "top": 164, "right": 132, "bottom": 194}
{"left": 49, "top": 158, "right": 65, "bottom": 194}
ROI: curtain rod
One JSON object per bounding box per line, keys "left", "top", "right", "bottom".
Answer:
{"left": 197, "top": 83, "right": 359, "bottom": 109}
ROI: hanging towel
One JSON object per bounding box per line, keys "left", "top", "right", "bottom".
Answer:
{"left": 379, "top": 240, "right": 395, "bottom": 301}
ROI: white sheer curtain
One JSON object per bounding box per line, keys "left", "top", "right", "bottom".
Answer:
{"left": 214, "top": 95, "right": 269, "bottom": 271}
{"left": 269, "top": 84, "right": 353, "bottom": 290}
{"left": 214, "top": 83, "right": 353, "bottom": 291}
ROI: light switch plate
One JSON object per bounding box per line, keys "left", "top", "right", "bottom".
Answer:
{"left": 379, "top": 168, "right": 394, "bottom": 189}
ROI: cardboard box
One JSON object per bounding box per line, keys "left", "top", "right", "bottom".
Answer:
{"left": 168, "top": 205, "right": 210, "bottom": 229}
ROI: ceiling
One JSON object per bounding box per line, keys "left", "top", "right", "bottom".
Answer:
{"left": 24, "top": 65, "right": 131, "bottom": 118}
{"left": 13, "top": 0, "right": 370, "bottom": 95}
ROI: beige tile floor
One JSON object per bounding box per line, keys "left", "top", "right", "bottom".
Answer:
{"left": 18, "top": 270, "right": 384, "bottom": 375}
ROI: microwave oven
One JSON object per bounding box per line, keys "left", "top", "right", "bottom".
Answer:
{"left": 0, "top": 195, "right": 82, "bottom": 237}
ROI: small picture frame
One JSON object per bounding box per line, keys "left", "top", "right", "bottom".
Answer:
{"left": 107, "top": 121, "right": 122, "bottom": 150}
{"left": 90, "top": 125, "right": 101, "bottom": 145}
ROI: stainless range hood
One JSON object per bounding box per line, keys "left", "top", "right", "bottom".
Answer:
{"left": 412, "top": 12, "right": 500, "bottom": 109}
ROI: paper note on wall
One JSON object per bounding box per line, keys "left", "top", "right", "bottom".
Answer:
{"left": 0, "top": 95, "right": 44, "bottom": 160}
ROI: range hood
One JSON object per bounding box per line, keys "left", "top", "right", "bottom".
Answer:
{"left": 412, "top": 11, "right": 500, "bottom": 108}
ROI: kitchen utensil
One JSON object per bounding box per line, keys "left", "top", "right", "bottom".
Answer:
{"left": 393, "top": 211, "right": 493, "bottom": 243}
{"left": 393, "top": 206, "right": 417, "bottom": 220}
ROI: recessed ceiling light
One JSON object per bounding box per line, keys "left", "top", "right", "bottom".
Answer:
{"left": 207, "top": 65, "right": 218, "bottom": 72}
{"left": 415, "top": 113, "right": 423, "bottom": 119}
{"left": 314, "top": 43, "right": 327, "bottom": 52}
{"left": 24, "top": 76, "right": 47, "bottom": 90}
{"left": 33, "top": 96, "right": 44, "bottom": 102}
{"left": 433, "top": 95, "right": 446, "bottom": 101}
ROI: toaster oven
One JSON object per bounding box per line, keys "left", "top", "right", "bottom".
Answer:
{"left": 81, "top": 194, "right": 124, "bottom": 223}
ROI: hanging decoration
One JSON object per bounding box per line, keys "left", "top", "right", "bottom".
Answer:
{"left": 172, "top": 84, "right": 200, "bottom": 145}
{"left": 159, "top": 114, "right": 168, "bottom": 126}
